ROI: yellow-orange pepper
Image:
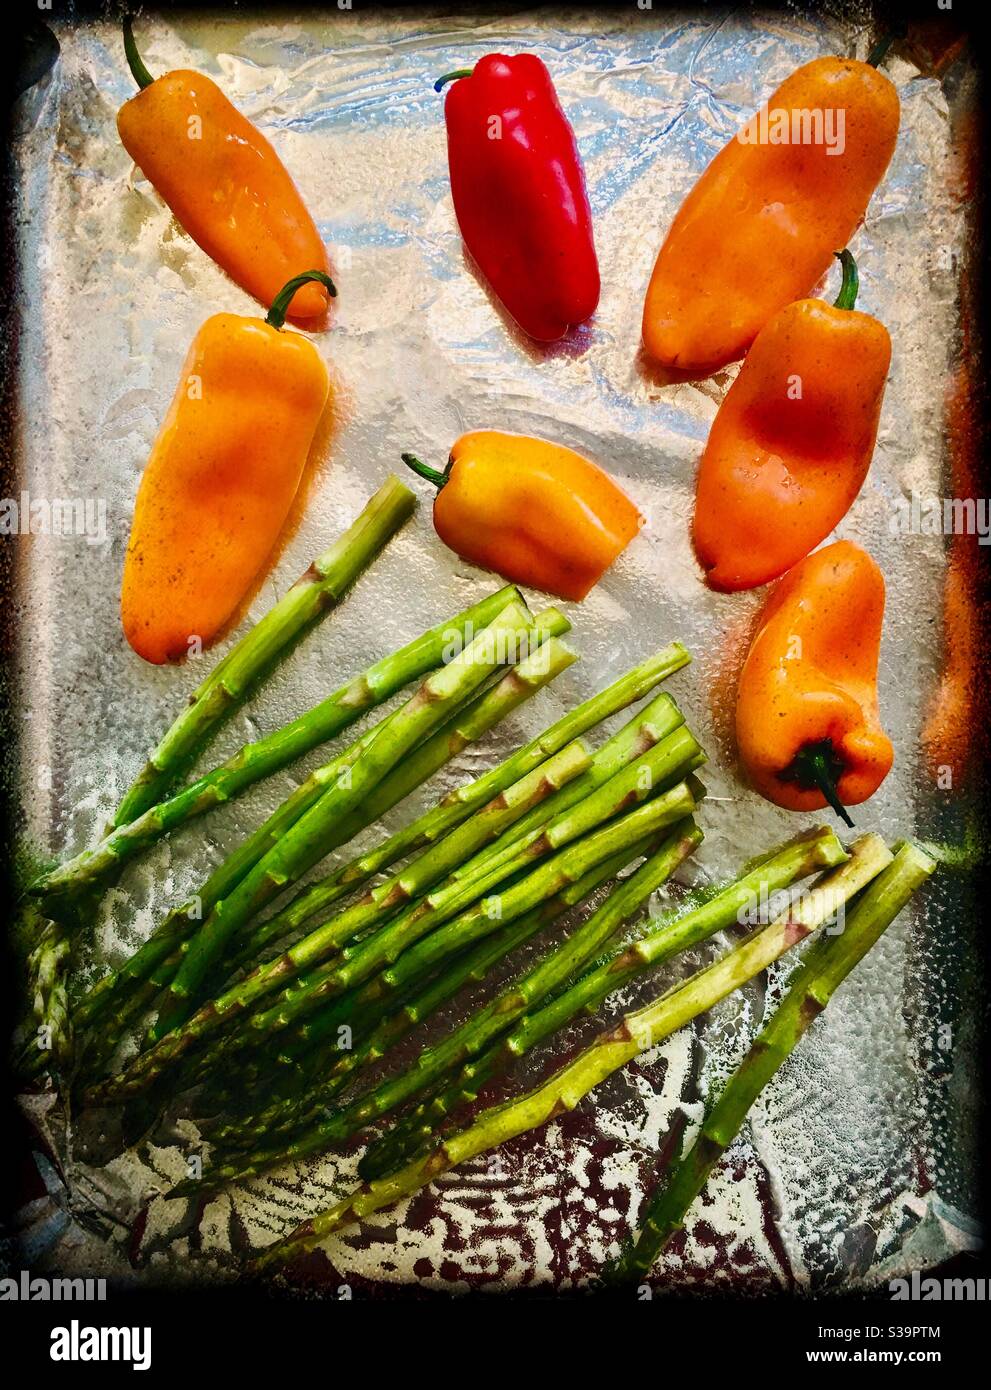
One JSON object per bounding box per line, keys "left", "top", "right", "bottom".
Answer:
{"left": 401, "top": 431, "right": 643, "bottom": 602}
{"left": 642, "top": 55, "right": 899, "bottom": 376}
{"left": 694, "top": 251, "right": 891, "bottom": 591}
{"left": 117, "top": 18, "right": 330, "bottom": 320}
{"left": 735, "top": 540, "right": 893, "bottom": 823}
{"left": 121, "top": 272, "right": 333, "bottom": 664}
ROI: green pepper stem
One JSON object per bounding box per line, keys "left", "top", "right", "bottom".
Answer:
{"left": 401, "top": 453, "right": 448, "bottom": 490}
{"left": 265, "top": 271, "right": 337, "bottom": 329}
{"left": 833, "top": 249, "right": 859, "bottom": 312}
{"left": 786, "top": 742, "right": 854, "bottom": 828}
{"left": 123, "top": 15, "right": 155, "bottom": 90}
{"left": 434, "top": 69, "right": 474, "bottom": 93}
{"left": 866, "top": 30, "right": 901, "bottom": 70}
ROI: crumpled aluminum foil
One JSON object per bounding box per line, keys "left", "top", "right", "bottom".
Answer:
{"left": 10, "top": 7, "right": 980, "bottom": 1291}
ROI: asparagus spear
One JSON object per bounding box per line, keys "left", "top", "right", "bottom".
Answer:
{"left": 34, "top": 585, "right": 523, "bottom": 908}
{"left": 250, "top": 835, "right": 893, "bottom": 1268}
{"left": 227, "top": 644, "right": 691, "bottom": 970}
{"left": 223, "top": 719, "right": 601, "bottom": 991}
{"left": 178, "top": 784, "right": 705, "bottom": 1192}
{"left": 608, "top": 842, "right": 936, "bottom": 1282}
{"left": 74, "top": 606, "right": 568, "bottom": 1037}
{"left": 360, "top": 824, "right": 846, "bottom": 1180}
{"left": 199, "top": 828, "right": 693, "bottom": 1158}
{"left": 123, "top": 750, "right": 661, "bottom": 1117}
{"left": 205, "top": 832, "right": 671, "bottom": 1156}
{"left": 443, "top": 720, "right": 698, "bottom": 891}
{"left": 113, "top": 476, "right": 416, "bottom": 830}
{"left": 365, "top": 768, "right": 702, "bottom": 994}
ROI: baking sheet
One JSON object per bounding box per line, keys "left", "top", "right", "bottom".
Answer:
{"left": 9, "top": 5, "right": 981, "bottom": 1290}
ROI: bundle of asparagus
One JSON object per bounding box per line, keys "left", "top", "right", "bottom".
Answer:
{"left": 86, "top": 644, "right": 700, "bottom": 1105}
{"left": 71, "top": 601, "right": 572, "bottom": 1059}
{"left": 250, "top": 835, "right": 932, "bottom": 1270}
{"left": 70, "top": 598, "right": 576, "bottom": 1072}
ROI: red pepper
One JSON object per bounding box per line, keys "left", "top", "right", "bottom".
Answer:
{"left": 439, "top": 55, "right": 599, "bottom": 342}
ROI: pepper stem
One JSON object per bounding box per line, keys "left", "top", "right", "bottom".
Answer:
{"left": 785, "top": 741, "right": 854, "bottom": 828}
{"left": 401, "top": 453, "right": 448, "bottom": 490}
{"left": 434, "top": 68, "right": 474, "bottom": 93}
{"left": 123, "top": 15, "right": 155, "bottom": 90}
{"left": 265, "top": 271, "right": 337, "bottom": 329}
{"left": 833, "top": 249, "right": 859, "bottom": 312}
{"left": 866, "top": 30, "right": 900, "bottom": 69}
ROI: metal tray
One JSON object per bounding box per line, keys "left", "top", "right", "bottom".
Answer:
{"left": 7, "top": 5, "right": 982, "bottom": 1291}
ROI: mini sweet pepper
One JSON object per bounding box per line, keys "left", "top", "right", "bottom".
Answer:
{"left": 438, "top": 54, "right": 600, "bottom": 342}
{"left": 117, "top": 17, "right": 331, "bottom": 320}
{"left": 642, "top": 54, "right": 899, "bottom": 375}
{"left": 735, "top": 540, "right": 893, "bottom": 823}
{"left": 694, "top": 250, "right": 891, "bottom": 591}
{"left": 401, "top": 431, "right": 642, "bottom": 601}
{"left": 121, "top": 272, "right": 334, "bottom": 664}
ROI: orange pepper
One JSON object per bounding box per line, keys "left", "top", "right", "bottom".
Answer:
{"left": 116, "top": 18, "right": 330, "bottom": 320}
{"left": 401, "top": 431, "right": 643, "bottom": 602}
{"left": 121, "top": 272, "right": 333, "bottom": 665}
{"left": 693, "top": 250, "right": 891, "bottom": 591}
{"left": 735, "top": 540, "right": 893, "bottom": 823}
{"left": 642, "top": 55, "right": 899, "bottom": 375}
